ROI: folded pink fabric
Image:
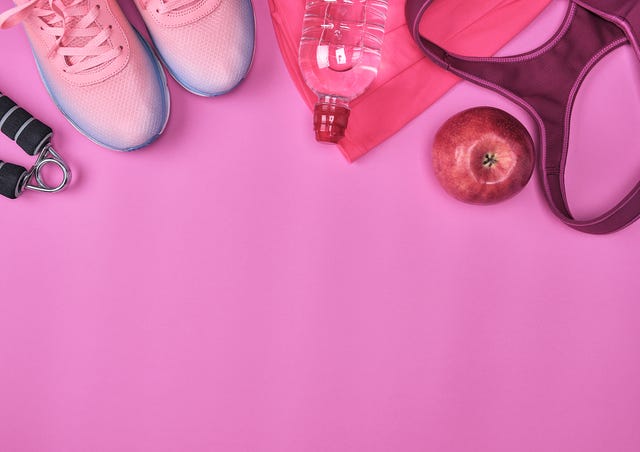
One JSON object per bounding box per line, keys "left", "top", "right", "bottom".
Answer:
{"left": 269, "top": 0, "right": 552, "bottom": 162}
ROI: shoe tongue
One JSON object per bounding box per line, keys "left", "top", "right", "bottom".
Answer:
{"left": 44, "top": 0, "right": 111, "bottom": 71}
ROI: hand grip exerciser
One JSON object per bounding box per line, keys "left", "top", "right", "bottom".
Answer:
{"left": 0, "top": 91, "right": 70, "bottom": 199}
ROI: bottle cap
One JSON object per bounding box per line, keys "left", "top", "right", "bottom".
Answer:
{"left": 313, "top": 102, "right": 350, "bottom": 143}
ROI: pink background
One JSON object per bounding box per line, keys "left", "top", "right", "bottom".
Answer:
{"left": 1, "top": 1, "right": 640, "bottom": 451}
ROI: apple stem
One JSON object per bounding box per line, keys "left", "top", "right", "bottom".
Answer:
{"left": 483, "top": 153, "right": 498, "bottom": 168}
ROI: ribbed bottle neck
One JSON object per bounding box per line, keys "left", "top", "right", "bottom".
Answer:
{"left": 313, "top": 96, "right": 351, "bottom": 143}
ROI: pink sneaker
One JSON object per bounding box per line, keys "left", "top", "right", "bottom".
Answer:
{"left": 134, "top": 0, "right": 255, "bottom": 96}
{"left": 0, "top": 0, "right": 170, "bottom": 151}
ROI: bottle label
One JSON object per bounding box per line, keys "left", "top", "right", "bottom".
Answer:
{"left": 316, "top": 45, "right": 330, "bottom": 69}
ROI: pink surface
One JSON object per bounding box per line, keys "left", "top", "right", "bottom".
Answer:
{"left": 1, "top": 1, "right": 640, "bottom": 451}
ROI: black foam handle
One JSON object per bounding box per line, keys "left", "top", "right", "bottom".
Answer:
{"left": 0, "top": 161, "right": 27, "bottom": 199}
{"left": 0, "top": 91, "right": 53, "bottom": 156}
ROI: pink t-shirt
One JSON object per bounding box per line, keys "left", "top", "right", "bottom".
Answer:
{"left": 269, "top": 0, "right": 552, "bottom": 161}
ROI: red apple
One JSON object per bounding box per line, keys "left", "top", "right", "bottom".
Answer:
{"left": 432, "top": 107, "right": 535, "bottom": 204}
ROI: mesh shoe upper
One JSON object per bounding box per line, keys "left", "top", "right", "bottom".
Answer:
{"left": 136, "top": 0, "right": 255, "bottom": 96}
{"left": 1, "top": 0, "right": 170, "bottom": 151}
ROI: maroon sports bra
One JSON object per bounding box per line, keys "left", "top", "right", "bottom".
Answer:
{"left": 407, "top": 0, "right": 640, "bottom": 234}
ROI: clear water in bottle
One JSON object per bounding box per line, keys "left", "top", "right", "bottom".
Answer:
{"left": 299, "top": 0, "right": 389, "bottom": 143}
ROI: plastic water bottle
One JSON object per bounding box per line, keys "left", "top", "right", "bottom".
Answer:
{"left": 299, "top": 0, "right": 389, "bottom": 143}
